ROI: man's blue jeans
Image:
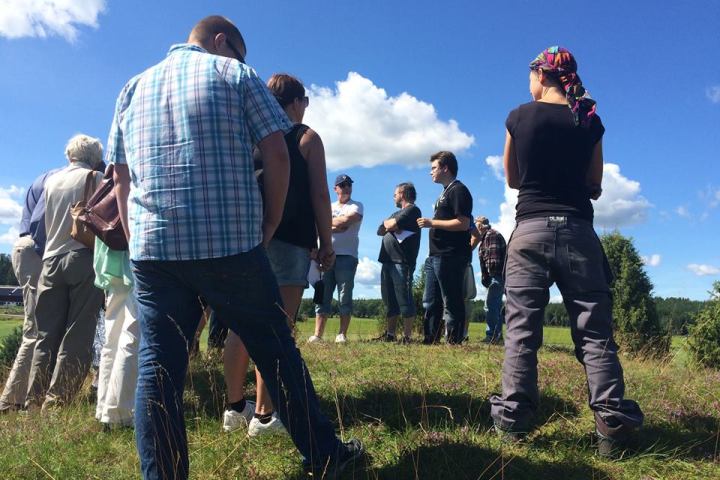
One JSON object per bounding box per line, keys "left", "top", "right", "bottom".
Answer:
{"left": 315, "top": 255, "right": 358, "bottom": 316}
{"left": 423, "top": 255, "right": 467, "bottom": 344}
{"left": 484, "top": 276, "right": 504, "bottom": 340}
{"left": 132, "top": 246, "right": 341, "bottom": 479}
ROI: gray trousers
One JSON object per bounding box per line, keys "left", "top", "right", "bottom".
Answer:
{"left": 0, "top": 237, "right": 42, "bottom": 408}
{"left": 25, "top": 249, "right": 103, "bottom": 408}
{"left": 489, "top": 216, "right": 643, "bottom": 431}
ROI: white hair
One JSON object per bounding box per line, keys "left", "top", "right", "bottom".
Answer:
{"left": 65, "top": 134, "right": 103, "bottom": 168}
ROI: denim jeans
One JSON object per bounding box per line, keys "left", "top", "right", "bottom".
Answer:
{"left": 132, "top": 245, "right": 341, "bottom": 479}
{"left": 423, "top": 255, "right": 467, "bottom": 344}
{"left": 380, "top": 262, "right": 416, "bottom": 317}
{"left": 489, "top": 217, "right": 643, "bottom": 432}
{"left": 484, "top": 276, "right": 504, "bottom": 339}
{"left": 315, "top": 255, "right": 358, "bottom": 316}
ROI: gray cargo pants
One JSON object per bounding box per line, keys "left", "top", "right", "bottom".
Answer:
{"left": 489, "top": 216, "right": 643, "bottom": 432}
{"left": 0, "top": 236, "right": 42, "bottom": 409}
{"left": 25, "top": 249, "right": 103, "bottom": 409}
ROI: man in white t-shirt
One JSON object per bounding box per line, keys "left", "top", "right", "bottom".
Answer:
{"left": 310, "top": 174, "right": 363, "bottom": 343}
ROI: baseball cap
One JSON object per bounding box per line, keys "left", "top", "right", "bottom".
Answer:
{"left": 335, "top": 174, "right": 354, "bottom": 186}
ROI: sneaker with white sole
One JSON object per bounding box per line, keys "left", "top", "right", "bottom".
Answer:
{"left": 335, "top": 333, "right": 347, "bottom": 343}
{"left": 247, "top": 413, "right": 287, "bottom": 437}
{"left": 222, "top": 400, "right": 256, "bottom": 432}
{"left": 307, "top": 335, "right": 323, "bottom": 343}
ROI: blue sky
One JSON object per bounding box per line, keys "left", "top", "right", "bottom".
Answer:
{"left": 0, "top": 0, "right": 718, "bottom": 300}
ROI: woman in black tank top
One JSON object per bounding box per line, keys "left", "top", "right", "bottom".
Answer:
{"left": 226, "top": 74, "right": 335, "bottom": 433}
{"left": 490, "top": 47, "right": 644, "bottom": 454}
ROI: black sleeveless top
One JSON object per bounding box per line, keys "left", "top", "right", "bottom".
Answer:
{"left": 255, "top": 124, "right": 317, "bottom": 249}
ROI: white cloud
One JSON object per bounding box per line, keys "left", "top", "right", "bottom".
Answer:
{"left": 0, "top": 186, "right": 24, "bottom": 226}
{"left": 707, "top": 86, "right": 720, "bottom": 104}
{"left": 488, "top": 162, "right": 649, "bottom": 238}
{"left": 305, "top": 72, "right": 474, "bottom": 171}
{"left": 687, "top": 264, "right": 720, "bottom": 276}
{"left": 549, "top": 295, "right": 564, "bottom": 304}
{"left": 485, "top": 155, "right": 504, "bottom": 181}
{"left": 641, "top": 254, "right": 661, "bottom": 267}
{"left": 0, "top": 0, "right": 105, "bottom": 42}
{"left": 675, "top": 206, "right": 691, "bottom": 218}
{"left": 493, "top": 184, "right": 519, "bottom": 241}
{"left": 592, "top": 164, "right": 651, "bottom": 228}
{"left": 0, "top": 226, "right": 19, "bottom": 246}
{"left": 355, "top": 256, "right": 382, "bottom": 285}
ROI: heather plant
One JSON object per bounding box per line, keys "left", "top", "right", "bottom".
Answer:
{"left": 0, "top": 326, "right": 22, "bottom": 369}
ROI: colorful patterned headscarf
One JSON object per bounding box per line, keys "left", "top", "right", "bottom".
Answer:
{"left": 529, "top": 46, "right": 597, "bottom": 128}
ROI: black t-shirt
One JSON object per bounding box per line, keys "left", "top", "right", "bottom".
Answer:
{"left": 378, "top": 205, "right": 422, "bottom": 266}
{"left": 506, "top": 102, "right": 605, "bottom": 222}
{"left": 429, "top": 180, "right": 473, "bottom": 259}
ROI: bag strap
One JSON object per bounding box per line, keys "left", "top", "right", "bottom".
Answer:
{"left": 82, "top": 171, "right": 96, "bottom": 202}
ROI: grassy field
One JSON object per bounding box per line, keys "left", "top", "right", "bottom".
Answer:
{"left": 0, "top": 316, "right": 717, "bottom": 479}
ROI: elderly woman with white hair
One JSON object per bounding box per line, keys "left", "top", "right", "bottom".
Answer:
{"left": 25, "top": 134, "right": 105, "bottom": 410}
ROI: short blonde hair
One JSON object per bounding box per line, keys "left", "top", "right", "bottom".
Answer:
{"left": 65, "top": 134, "right": 103, "bottom": 167}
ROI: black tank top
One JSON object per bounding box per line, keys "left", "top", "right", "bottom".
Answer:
{"left": 271, "top": 124, "right": 317, "bottom": 249}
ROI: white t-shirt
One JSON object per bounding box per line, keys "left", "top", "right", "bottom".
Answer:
{"left": 331, "top": 199, "right": 363, "bottom": 257}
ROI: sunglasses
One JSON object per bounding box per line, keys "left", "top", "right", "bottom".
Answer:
{"left": 337, "top": 182, "right": 352, "bottom": 188}
{"left": 226, "top": 40, "right": 245, "bottom": 63}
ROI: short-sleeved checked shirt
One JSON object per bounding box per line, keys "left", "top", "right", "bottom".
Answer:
{"left": 106, "top": 43, "right": 293, "bottom": 261}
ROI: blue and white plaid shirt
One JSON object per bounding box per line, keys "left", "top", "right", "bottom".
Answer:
{"left": 107, "top": 43, "right": 292, "bottom": 261}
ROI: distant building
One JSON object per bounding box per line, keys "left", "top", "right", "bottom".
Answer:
{"left": 0, "top": 285, "right": 23, "bottom": 305}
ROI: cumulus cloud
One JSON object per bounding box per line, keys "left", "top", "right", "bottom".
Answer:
{"left": 687, "top": 264, "right": 720, "bottom": 276}
{"left": 485, "top": 155, "right": 504, "bottom": 181}
{"left": 487, "top": 160, "right": 650, "bottom": 238}
{"left": 641, "top": 254, "right": 662, "bottom": 267}
{"left": 707, "top": 86, "right": 720, "bottom": 104}
{"left": 592, "top": 164, "right": 651, "bottom": 229}
{"left": 0, "top": 0, "right": 105, "bottom": 42}
{"left": 304, "top": 72, "right": 474, "bottom": 170}
{"left": 0, "top": 186, "right": 24, "bottom": 226}
{"left": 549, "top": 295, "right": 564, "bottom": 304}
{"left": 355, "top": 256, "right": 382, "bottom": 285}
{"left": 0, "top": 226, "right": 19, "bottom": 245}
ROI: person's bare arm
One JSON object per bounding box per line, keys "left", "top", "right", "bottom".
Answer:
{"left": 586, "top": 140, "right": 603, "bottom": 200}
{"left": 258, "top": 131, "right": 290, "bottom": 246}
{"left": 383, "top": 218, "right": 398, "bottom": 231}
{"left": 417, "top": 216, "right": 471, "bottom": 231}
{"left": 299, "top": 128, "right": 335, "bottom": 270}
{"left": 503, "top": 130, "right": 520, "bottom": 189}
{"left": 333, "top": 211, "right": 363, "bottom": 228}
{"left": 113, "top": 164, "right": 132, "bottom": 241}
{"left": 469, "top": 227, "right": 481, "bottom": 250}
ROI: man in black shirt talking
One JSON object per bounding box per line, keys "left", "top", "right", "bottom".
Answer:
{"left": 417, "top": 151, "right": 473, "bottom": 344}
{"left": 377, "top": 182, "right": 422, "bottom": 343}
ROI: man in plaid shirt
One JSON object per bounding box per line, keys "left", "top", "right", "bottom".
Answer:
{"left": 473, "top": 216, "right": 507, "bottom": 343}
{"left": 110, "top": 16, "right": 362, "bottom": 480}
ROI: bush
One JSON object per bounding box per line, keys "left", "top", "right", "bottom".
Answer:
{"left": 0, "top": 326, "right": 22, "bottom": 370}
{"left": 687, "top": 282, "right": 720, "bottom": 369}
{"left": 600, "top": 232, "right": 670, "bottom": 357}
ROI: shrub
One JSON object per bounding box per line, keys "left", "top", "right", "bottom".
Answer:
{"left": 600, "top": 232, "right": 670, "bottom": 357}
{"left": 687, "top": 282, "right": 720, "bottom": 369}
{"left": 0, "top": 326, "right": 22, "bottom": 370}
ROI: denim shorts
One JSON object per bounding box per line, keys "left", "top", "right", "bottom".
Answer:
{"left": 315, "top": 255, "right": 358, "bottom": 316}
{"left": 380, "top": 262, "right": 416, "bottom": 317}
{"left": 265, "top": 239, "right": 311, "bottom": 287}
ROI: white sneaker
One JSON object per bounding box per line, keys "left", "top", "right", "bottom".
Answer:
{"left": 247, "top": 413, "right": 287, "bottom": 437}
{"left": 222, "top": 400, "right": 256, "bottom": 432}
{"left": 307, "top": 335, "right": 323, "bottom": 343}
{"left": 335, "top": 333, "right": 347, "bottom": 343}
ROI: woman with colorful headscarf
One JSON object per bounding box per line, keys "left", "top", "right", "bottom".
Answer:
{"left": 489, "top": 46, "right": 644, "bottom": 457}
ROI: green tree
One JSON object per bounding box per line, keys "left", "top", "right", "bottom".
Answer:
{"left": 600, "top": 231, "right": 670, "bottom": 357}
{"left": 0, "top": 254, "right": 17, "bottom": 285}
{"left": 687, "top": 282, "right": 720, "bottom": 369}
